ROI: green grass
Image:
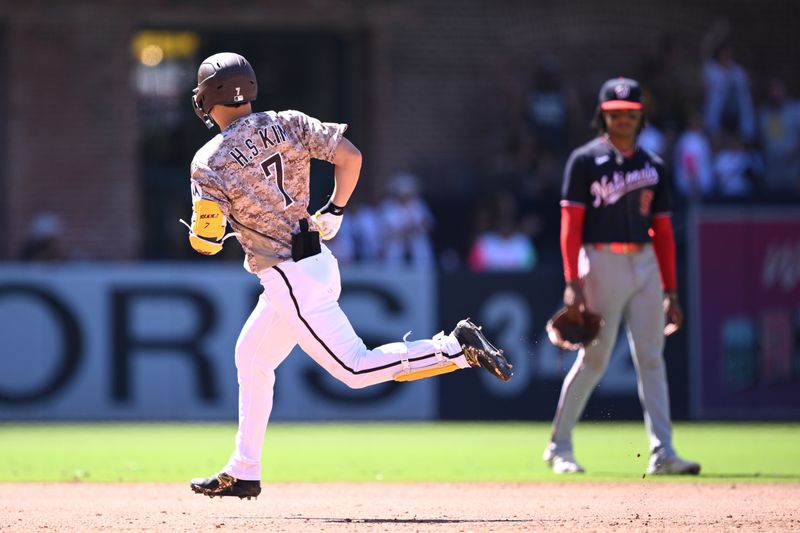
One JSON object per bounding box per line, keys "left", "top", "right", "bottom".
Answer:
{"left": 0, "top": 422, "right": 797, "bottom": 483}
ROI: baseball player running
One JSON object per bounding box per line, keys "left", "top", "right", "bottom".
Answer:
{"left": 542, "top": 77, "right": 700, "bottom": 475}
{"left": 183, "top": 53, "right": 512, "bottom": 499}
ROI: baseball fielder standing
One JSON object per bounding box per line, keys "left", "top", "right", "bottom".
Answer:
{"left": 542, "top": 77, "right": 700, "bottom": 475}
{"left": 183, "top": 53, "right": 512, "bottom": 499}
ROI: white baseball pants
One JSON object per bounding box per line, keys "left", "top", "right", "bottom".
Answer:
{"left": 224, "top": 245, "right": 469, "bottom": 480}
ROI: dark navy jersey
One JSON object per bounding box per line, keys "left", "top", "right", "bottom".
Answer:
{"left": 561, "top": 136, "right": 671, "bottom": 243}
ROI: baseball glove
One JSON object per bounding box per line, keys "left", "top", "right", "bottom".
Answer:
{"left": 546, "top": 307, "right": 604, "bottom": 351}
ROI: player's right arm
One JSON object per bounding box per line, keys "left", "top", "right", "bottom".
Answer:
{"left": 559, "top": 151, "right": 590, "bottom": 318}
{"left": 312, "top": 138, "right": 361, "bottom": 240}
{"left": 329, "top": 137, "right": 362, "bottom": 208}
{"left": 284, "top": 110, "right": 357, "bottom": 239}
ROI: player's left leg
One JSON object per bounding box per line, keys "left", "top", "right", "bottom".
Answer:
{"left": 191, "top": 292, "right": 297, "bottom": 498}
{"left": 259, "top": 246, "right": 510, "bottom": 387}
{"left": 623, "top": 248, "right": 671, "bottom": 455}
{"left": 624, "top": 248, "right": 699, "bottom": 475}
{"left": 223, "top": 292, "right": 297, "bottom": 479}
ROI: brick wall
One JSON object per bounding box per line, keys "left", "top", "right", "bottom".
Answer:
{"left": 2, "top": 0, "right": 797, "bottom": 259}
{"left": 4, "top": 4, "right": 138, "bottom": 260}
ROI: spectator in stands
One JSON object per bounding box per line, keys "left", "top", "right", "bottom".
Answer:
{"left": 713, "top": 133, "right": 764, "bottom": 197}
{"left": 19, "top": 211, "right": 68, "bottom": 261}
{"left": 758, "top": 77, "right": 800, "bottom": 196}
{"left": 523, "top": 54, "right": 580, "bottom": 165}
{"left": 702, "top": 36, "right": 756, "bottom": 143}
{"left": 349, "top": 197, "right": 384, "bottom": 264}
{"left": 516, "top": 153, "right": 561, "bottom": 256}
{"left": 326, "top": 196, "right": 384, "bottom": 265}
{"left": 468, "top": 215, "right": 537, "bottom": 272}
{"left": 673, "top": 113, "right": 715, "bottom": 201}
{"left": 640, "top": 34, "right": 702, "bottom": 134}
{"left": 381, "top": 172, "right": 435, "bottom": 269}
{"left": 467, "top": 190, "right": 537, "bottom": 272}
{"left": 638, "top": 123, "right": 668, "bottom": 159}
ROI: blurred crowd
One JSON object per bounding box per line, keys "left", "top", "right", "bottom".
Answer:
{"left": 325, "top": 172, "right": 437, "bottom": 270}
{"left": 640, "top": 32, "right": 799, "bottom": 204}
{"left": 325, "top": 26, "right": 800, "bottom": 272}
{"left": 20, "top": 25, "right": 800, "bottom": 269}
{"left": 324, "top": 172, "right": 540, "bottom": 273}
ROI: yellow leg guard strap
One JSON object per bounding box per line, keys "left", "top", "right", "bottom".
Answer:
{"left": 188, "top": 234, "right": 224, "bottom": 255}
{"left": 394, "top": 362, "right": 459, "bottom": 382}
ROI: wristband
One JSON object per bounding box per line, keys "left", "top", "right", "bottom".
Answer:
{"left": 319, "top": 201, "right": 345, "bottom": 216}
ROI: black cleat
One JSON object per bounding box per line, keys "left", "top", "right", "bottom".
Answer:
{"left": 190, "top": 472, "right": 261, "bottom": 500}
{"left": 453, "top": 319, "right": 513, "bottom": 382}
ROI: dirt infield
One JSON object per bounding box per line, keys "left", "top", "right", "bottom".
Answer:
{"left": 2, "top": 482, "right": 798, "bottom": 532}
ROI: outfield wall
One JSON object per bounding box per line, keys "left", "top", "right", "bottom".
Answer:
{"left": 4, "top": 205, "right": 798, "bottom": 423}
{"left": 0, "top": 263, "right": 649, "bottom": 422}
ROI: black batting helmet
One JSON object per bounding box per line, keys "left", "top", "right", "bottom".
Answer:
{"left": 192, "top": 52, "right": 258, "bottom": 129}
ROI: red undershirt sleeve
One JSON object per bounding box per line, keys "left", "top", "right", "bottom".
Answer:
{"left": 561, "top": 205, "right": 585, "bottom": 281}
{"left": 651, "top": 214, "right": 677, "bottom": 291}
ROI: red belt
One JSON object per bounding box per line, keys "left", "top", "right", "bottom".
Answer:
{"left": 592, "top": 242, "right": 645, "bottom": 254}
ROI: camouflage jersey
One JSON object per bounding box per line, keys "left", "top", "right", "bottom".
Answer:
{"left": 190, "top": 110, "right": 347, "bottom": 273}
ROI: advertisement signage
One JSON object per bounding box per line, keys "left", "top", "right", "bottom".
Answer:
{"left": 690, "top": 209, "right": 800, "bottom": 419}
{"left": 0, "top": 265, "right": 436, "bottom": 421}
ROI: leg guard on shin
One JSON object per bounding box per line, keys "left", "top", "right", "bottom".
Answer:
{"left": 394, "top": 331, "right": 460, "bottom": 382}
{"left": 394, "top": 362, "right": 459, "bottom": 382}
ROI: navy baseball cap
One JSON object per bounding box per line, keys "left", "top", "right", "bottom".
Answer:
{"left": 598, "top": 77, "right": 643, "bottom": 110}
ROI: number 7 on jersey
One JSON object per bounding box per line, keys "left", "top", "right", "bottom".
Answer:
{"left": 260, "top": 153, "right": 294, "bottom": 209}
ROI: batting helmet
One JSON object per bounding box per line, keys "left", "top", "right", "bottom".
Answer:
{"left": 192, "top": 52, "right": 258, "bottom": 129}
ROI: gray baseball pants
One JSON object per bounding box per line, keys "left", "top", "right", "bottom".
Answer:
{"left": 549, "top": 244, "right": 675, "bottom": 457}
